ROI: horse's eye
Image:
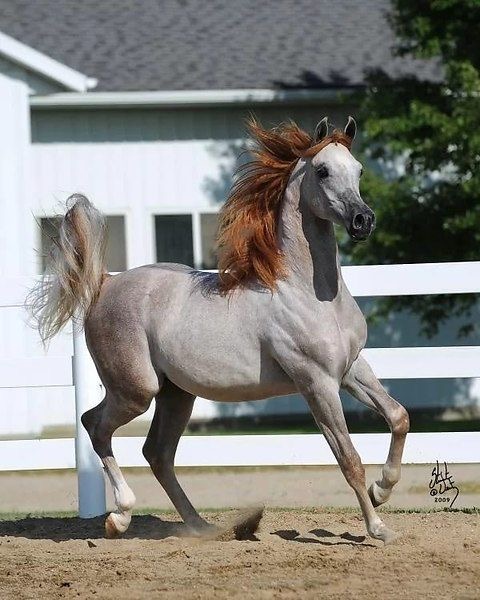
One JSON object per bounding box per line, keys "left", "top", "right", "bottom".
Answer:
{"left": 360, "top": 168, "right": 364, "bottom": 177}
{"left": 317, "top": 165, "right": 329, "bottom": 179}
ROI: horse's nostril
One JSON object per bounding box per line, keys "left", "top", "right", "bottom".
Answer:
{"left": 353, "top": 213, "right": 365, "bottom": 230}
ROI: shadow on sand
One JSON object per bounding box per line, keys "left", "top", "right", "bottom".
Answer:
{"left": 0, "top": 508, "right": 263, "bottom": 543}
{"left": 0, "top": 514, "right": 187, "bottom": 542}
{"left": 272, "top": 528, "right": 376, "bottom": 548}
{"left": 1, "top": 510, "right": 374, "bottom": 547}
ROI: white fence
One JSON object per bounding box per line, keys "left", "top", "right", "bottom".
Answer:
{"left": 1, "top": 262, "right": 480, "bottom": 517}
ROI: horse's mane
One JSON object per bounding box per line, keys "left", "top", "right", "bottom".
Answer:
{"left": 217, "top": 118, "right": 352, "bottom": 293}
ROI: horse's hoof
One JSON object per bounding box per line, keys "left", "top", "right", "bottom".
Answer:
{"left": 232, "top": 506, "right": 264, "bottom": 540}
{"left": 185, "top": 507, "right": 264, "bottom": 541}
{"left": 186, "top": 522, "right": 219, "bottom": 539}
{"left": 368, "top": 482, "right": 381, "bottom": 507}
{"left": 215, "top": 506, "right": 264, "bottom": 541}
{"left": 104, "top": 511, "right": 131, "bottom": 538}
{"left": 370, "top": 523, "right": 399, "bottom": 546}
{"left": 368, "top": 482, "right": 391, "bottom": 507}
{"left": 381, "top": 527, "right": 400, "bottom": 546}
{"left": 105, "top": 514, "right": 120, "bottom": 538}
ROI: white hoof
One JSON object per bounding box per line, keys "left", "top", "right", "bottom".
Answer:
{"left": 105, "top": 511, "right": 131, "bottom": 538}
{"left": 368, "top": 481, "right": 392, "bottom": 507}
{"left": 369, "top": 521, "right": 399, "bottom": 545}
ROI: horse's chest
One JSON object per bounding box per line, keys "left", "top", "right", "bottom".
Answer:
{"left": 334, "top": 297, "right": 367, "bottom": 366}
{"left": 280, "top": 294, "right": 367, "bottom": 375}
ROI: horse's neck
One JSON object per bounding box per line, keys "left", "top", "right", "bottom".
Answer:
{"left": 279, "top": 171, "right": 341, "bottom": 298}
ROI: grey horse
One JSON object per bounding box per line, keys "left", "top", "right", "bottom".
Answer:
{"left": 31, "top": 116, "right": 409, "bottom": 544}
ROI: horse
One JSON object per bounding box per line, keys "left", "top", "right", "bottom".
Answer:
{"left": 30, "top": 116, "right": 409, "bottom": 544}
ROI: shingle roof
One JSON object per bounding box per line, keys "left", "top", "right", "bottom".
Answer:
{"left": 0, "top": 0, "right": 440, "bottom": 92}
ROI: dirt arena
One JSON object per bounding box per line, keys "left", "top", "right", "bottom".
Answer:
{"left": 0, "top": 466, "right": 479, "bottom": 598}
{"left": 0, "top": 509, "right": 479, "bottom": 599}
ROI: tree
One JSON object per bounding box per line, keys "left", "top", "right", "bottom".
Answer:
{"left": 342, "top": 0, "right": 480, "bottom": 336}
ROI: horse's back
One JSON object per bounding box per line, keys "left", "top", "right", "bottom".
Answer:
{"left": 89, "top": 263, "right": 206, "bottom": 318}
{"left": 84, "top": 262, "right": 294, "bottom": 402}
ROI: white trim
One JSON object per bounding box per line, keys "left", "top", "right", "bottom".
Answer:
{"left": 30, "top": 88, "right": 347, "bottom": 109}
{"left": 150, "top": 207, "right": 221, "bottom": 216}
{"left": 0, "top": 30, "right": 97, "bottom": 92}
{"left": 0, "top": 432, "right": 478, "bottom": 471}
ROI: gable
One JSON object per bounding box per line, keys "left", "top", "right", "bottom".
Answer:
{"left": 0, "top": 30, "right": 95, "bottom": 93}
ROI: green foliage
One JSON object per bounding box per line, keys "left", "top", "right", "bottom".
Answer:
{"left": 342, "top": 0, "right": 480, "bottom": 336}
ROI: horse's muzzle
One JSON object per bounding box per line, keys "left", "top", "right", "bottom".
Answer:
{"left": 348, "top": 209, "right": 375, "bottom": 241}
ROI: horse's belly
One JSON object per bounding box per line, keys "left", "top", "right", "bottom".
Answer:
{"left": 168, "top": 375, "right": 296, "bottom": 402}
{"left": 157, "top": 340, "right": 296, "bottom": 402}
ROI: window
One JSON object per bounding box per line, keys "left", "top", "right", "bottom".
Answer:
{"left": 104, "top": 216, "right": 127, "bottom": 272}
{"left": 155, "top": 214, "right": 194, "bottom": 266}
{"left": 39, "top": 215, "right": 127, "bottom": 272}
{"left": 200, "top": 213, "right": 219, "bottom": 269}
{"left": 154, "top": 212, "right": 219, "bottom": 269}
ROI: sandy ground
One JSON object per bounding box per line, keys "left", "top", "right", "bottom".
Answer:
{"left": 0, "top": 465, "right": 479, "bottom": 598}
{"left": 0, "top": 509, "right": 479, "bottom": 599}
{"left": 0, "top": 464, "right": 479, "bottom": 513}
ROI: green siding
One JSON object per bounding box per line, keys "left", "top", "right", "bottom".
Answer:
{"left": 31, "top": 104, "right": 357, "bottom": 143}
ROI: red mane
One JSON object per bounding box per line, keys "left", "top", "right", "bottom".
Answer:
{"left": 217, "top": 118, "right": 351, "bottom": 293}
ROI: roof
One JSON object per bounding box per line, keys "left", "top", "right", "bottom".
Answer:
{"left": 0, "top": 0, "right": 440, "bottom": 93}
{"left": 0, "top": 30, "right": 96, "bottom": 92}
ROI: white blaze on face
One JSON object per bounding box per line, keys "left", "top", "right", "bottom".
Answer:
{"left": 311, "top": 143, "right": 363, "bottom": 222}
{"left": 315, "top": 143, "right": 362, "bottom": 194}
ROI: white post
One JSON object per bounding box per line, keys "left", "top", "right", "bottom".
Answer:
{"left": 192, "top": 212, "right": 203, "bottom": 269}
{"left": 72, "top": 323, "right": 106, "bottom": 518}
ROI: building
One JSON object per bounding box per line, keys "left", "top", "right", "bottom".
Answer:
{"left": 0, "top": 1, "right": 468, "bottom": 437}
{"left": 0, "top": 0, "right": 439, "bottom": 277}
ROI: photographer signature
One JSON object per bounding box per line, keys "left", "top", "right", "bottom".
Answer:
{"left": 429, "top": 460, "right": 459, "bottom": 508}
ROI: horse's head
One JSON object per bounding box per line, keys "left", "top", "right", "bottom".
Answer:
{"left": 302, "top": 116, "right": 375, "bottom": 241}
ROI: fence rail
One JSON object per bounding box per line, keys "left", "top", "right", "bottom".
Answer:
{"left": 1, "top": 431, "right": 479, "bottom": 472}
{"left": 342, "top": 260, "right": 480, "bottom": 296}
{"left": 3, "top": 346, "right": 480, "bottom": 391}
{"left": 0, "top": 356, "right": 73, "bottom": 388}
{"left": 4, "top": 260, "right": 480, "bottom": 307}
{"left": 1, "top": 261, "right": 480, "bottom": 517}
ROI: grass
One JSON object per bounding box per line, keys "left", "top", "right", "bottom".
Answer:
{"left": 2, "top": 463, "right": 477, "bottom": 478}
{"left": 409, "top": 481, "right": 480, "bottom": 495}
{"left": 2, "top": 416, "right": 480, "bottom": 441}
{"left": 187, "top": 417, "right": 480, "bottom": 435}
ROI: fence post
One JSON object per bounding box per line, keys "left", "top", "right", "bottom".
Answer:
{"left": 72, "top": 323, "right": 106, "bottom": 518}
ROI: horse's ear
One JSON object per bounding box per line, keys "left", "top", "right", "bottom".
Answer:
{"left": 344, "top": 116, "right": 357, "bottom": 141}
{"left": 314, "top": 117, "right": 329, "bottom": 143}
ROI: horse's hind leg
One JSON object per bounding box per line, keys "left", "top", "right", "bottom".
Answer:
{"left": 342, "top": 355, "right": 410, "bottom": 506}
{"left": 81, "top": 389, "right": 154, "bottom": 537}
{"left": 143, "top": 379, "right": 212, "bottom": 534}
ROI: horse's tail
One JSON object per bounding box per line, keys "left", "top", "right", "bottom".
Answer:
{"left": 28, "top": 194, "right": 107, "bottom": 343}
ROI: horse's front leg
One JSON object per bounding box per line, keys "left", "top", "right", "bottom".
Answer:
{"left": 342, "top": 355, "right": 410, "bottom": 506}
{"left": 304, "top": 378, "right": 397, "bottom": 543}
{"left": 268, "top": 342, "right": 397, "bottom": 544}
